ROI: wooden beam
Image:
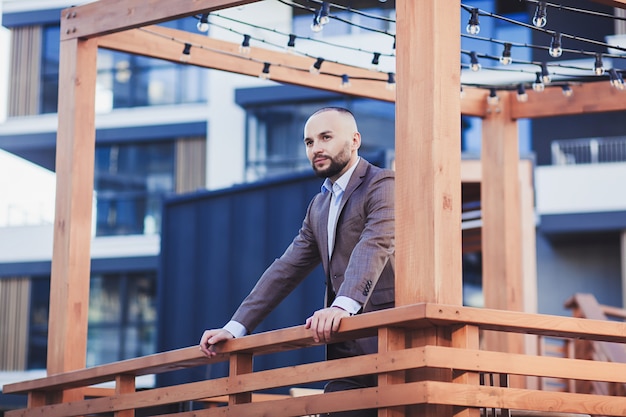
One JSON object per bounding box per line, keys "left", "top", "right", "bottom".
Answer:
{"left": 461, "top": 87, "right": 488, "bottom": 118}
{"left": 60, "top": 0, "right": 257, "bottom": 40}
{"left": 395, "top": 0, "right": 462, "bottom": 306}
{"left": 510, "top": 82, "right": 626, "bottom": 119}
{"left": 97, "top": 26, "right": 394, "bottom": 103}
{"left": 589, "top": 0, "right": 626, "bottom": 8}
{"left": 47, "top": 36, "right": 98, "bottom": 401}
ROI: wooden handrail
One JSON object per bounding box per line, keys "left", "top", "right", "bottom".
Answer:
{"left": 5, "top": 302, "right": 626, "bottom": 417}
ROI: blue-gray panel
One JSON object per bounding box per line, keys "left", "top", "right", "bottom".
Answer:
{"left": 158, "top": 172, "right": 329, "bottom": 387}
{"left": 539, "top": 211, "right": 626, "bottom": 236}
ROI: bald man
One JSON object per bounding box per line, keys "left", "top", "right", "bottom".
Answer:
{"left": 200, "top": 107, "right": 395, "bottom": 417}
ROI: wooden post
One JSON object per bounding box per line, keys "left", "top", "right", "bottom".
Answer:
{"left": 481, "top": 92, "right": 525, "bottom": 386}
{"left": 229, "top": 353, "right": 253, "bottom": 405}
{"left": 47, "top": 36, "right": 97, "bottom": 402}
{"left": 395, "top": 2, "right": 462, "bottom": 414}
{"left": 395, "top": 0, "right": 462, "bottom": 305}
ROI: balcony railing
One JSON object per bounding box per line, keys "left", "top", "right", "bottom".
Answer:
{"left": 4, "top": 302, "right": 626, "bottom": 417}
{"left": 551, "top": 137, "right": 626, "bottom": 165}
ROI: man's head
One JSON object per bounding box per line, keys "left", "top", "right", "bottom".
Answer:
{"left": 303, "top": 107, "right": 361, "bottom": 181}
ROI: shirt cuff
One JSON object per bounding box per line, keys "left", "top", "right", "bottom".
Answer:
{"left": 223, "top": 320, "right": 247, "bottom": 338}
{"left": 331, "top": 296, "right": 362, "bottom": 315}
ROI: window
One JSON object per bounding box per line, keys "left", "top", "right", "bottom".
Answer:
{"left": 26, "top": 272, "right": 157, "bottom": 369}
{"left": 87, "top": 272, "right": 157, "bottom": 367}
{"left": 40, "top": 18, "right": 208, "bottom": 114}
{"left": 243, "top": 98, "right": 395, "bottom": 181}
{"left": 95, "top": 141, "right": 175, "bottom": 236}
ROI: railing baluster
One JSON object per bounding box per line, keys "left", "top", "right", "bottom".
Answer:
{"left": 229, "top": 352, "right": 253, "bottom": 406}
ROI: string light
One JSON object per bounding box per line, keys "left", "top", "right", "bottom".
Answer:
{"left": 371, "top": 52, "right": 381, "bottom": 70}
{"left": 310, "top": 57, "right": 324, "bottom": 74}
{"left": 180, "top": 43, "right": 192, "bottom": 63}
{"left": 466, "top": 8, "right": 480, "bottom": 35}
{"left": 487, "top": 88, "right": 499, "bottom": 105}
{"left": 532, "top": 72, "right": 545, "bottom": 92}
{"left": 311, "top": 10, "right": 323, "bottom": 32}
{"left": 340, "top": 74, "right": 351, "bottom": 88}
{"left": 500, "top": 43, "right": 512, "bottom": 65}
{"left": 197, "top": 13, "right": 210, "bottom": 32}
{"left": 287, "top": 34, "right": 297, "bottom": 52}
{"left": 549, "top": 32, "right": 562, "bottom": 58}
{"left": 516, "top": 84, "right": 528, "bottom": 102}
{"left": 609, "top": 68, "right": 625, "bottom": 90}
{"left": 386, "top": 72, "right": 396, "bottom": 91}
{"left": 540, "top": 62, "right": 551, "bottom": 84}
{"left": 469, "top": 51, "right": 481, "bottom": 72}
{"left": 239, "top": 34, "right": 251, "bottom": 55}
{"left": 561, "top": 84, "right": 573, "bottom": 97}
{"left": 533, "top": 1, "right": 547, "bottom": 28}
{"left": 259, "top": 62, "right": 271, "bottom": 80}
{"left": 319, "top": 2, "right": 331, "bottom": 25}
{"left": 594, "top": 53, "right": 605, "bottom": 75}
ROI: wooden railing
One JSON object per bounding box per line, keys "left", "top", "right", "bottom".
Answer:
{"left": 4, "top": 302, "right": 626, "bottom": 417}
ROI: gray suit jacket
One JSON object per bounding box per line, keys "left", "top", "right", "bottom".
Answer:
{"left": 232, "top": 158, "right": 395, "bottom": 356}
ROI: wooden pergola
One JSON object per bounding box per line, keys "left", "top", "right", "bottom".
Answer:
{"left": 35, "top": 0, "right": 626, "bottom": 415}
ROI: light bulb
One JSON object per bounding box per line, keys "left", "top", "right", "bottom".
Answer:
{"left": 311, "top": 13, "right": 323, "bottom": 32}
{"left": 487, "top": 88, "right": 499, "bottom": 105}
{"left": 197, "top": 14, "right": 209, "bottom": 32}
{"left": 310, "top": 57, "right": 324, "bottom": 75}
{"left": 340, "top": 74, "right": 351, "bottom": 89}
{"left": 594, "top": 54, "right": 605, "bottom": 76}
{"left": 239, "top": 35, "right": 251, "bottom": 55}
{"left": 386, "top": 72, "right": 396, "bottom": 91}
{"left": 466, "top": 8, "right": 480, "bottom": 35}
{"left": 469, "top": 52, "right": 481, "bottom": 72}
{"left": 180, "top": 43, "right": 191, "bottom": 63}
{"left": 540, "top": 63, "right": 551, "bottom": 84}
{"left": 532, "top": 73, "right": 545, "bottom": 92}
{"left": 516, "top": 84, "right": 528, "bottom": 102}
{"left": 259, "top": 63, "right": 271, "bottom": 80}
{"left": 561, "top": 85, "right": 573, "bottom": 97}
{"left": 549, "top": 33, "right": 562, "bottom": 58}
{"left": 533, "top": 2, "right": 547, "bottom": 28}
{"left": 500, "top": 43, "right": 512, "bottom": 65}
{"left": 319, "top": 2, "right": 330, "bottom": 25}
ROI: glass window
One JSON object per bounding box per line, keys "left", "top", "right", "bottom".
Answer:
{"left": 243, "top": 98, "right": 395, "bottom": 181}
{"left": 87, "top": 272, "right": 157, "bottom": 367}
{"left": 94, "top": 141, "right": 175, "bottom": 236}
{"left": 27, "top": 272, "right": 157, "bottom": 369}
{"left": 27, "top": 278, "right": 51, "bottom": 369}
{"left": 41, "top": 18, "right": 208, "bottom": 114}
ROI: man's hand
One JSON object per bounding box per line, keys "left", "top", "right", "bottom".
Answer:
{"left": 305, "top": 306, "right": 350, "bottom": 343}
{"left": 199, "top": 329, "right": 234, "bottom": 357}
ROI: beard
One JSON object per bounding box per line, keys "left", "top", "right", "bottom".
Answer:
{"left": 311, "top": 144, "right": 352, "bottom": 179}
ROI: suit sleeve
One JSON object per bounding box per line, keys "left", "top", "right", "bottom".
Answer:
{"left": 230, "top": 195, "right": 323, "bottom": 334}
{"left": 335, "top": 170, "right": 395, "bottom": 305}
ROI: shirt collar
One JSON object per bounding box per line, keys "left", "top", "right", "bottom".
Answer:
{"left": 321, "top": 157, "right": 360, "bottom": 195}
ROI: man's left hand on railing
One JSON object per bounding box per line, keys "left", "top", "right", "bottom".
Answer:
{"left": 199, "top": 328, "right": 234, "bottom": 357}
{"left": 305, "top": 306, "right": 350, "bottom": 343}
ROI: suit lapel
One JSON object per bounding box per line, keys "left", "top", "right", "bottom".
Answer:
{"left": 318, "top": 190, "right": 332, "bottom": 270}
{"left": 337, "top": 159, "right": 368, "bottom": 220}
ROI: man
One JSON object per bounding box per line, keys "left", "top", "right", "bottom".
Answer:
{"left": 199, "top": 107, "right": 395, "bottom": 417}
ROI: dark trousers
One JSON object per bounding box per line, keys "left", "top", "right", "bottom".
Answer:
{"left": 323, "top": 376, "right": 377, "bottom": 417}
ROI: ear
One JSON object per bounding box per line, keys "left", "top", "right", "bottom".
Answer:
{"left": 352, "top": 131, "right": 361, "bottom": 150}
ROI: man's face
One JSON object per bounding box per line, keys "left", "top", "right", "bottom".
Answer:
{"left": 303, "top": 111, "right": 360, "bottom": 181}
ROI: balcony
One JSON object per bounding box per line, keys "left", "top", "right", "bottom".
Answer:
{"left": 4, "top": 298, "right": 626, "bottom": 417}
